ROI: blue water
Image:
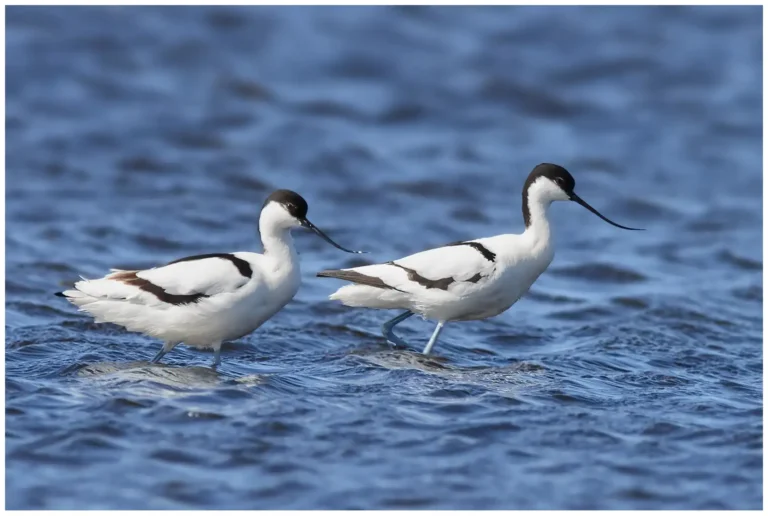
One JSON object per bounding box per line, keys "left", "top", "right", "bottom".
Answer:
{"left": 5, "top": 6, "right": 762, "bottom": 510}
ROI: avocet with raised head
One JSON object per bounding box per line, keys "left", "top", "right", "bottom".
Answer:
{"left": 57, "top": 190, "right": 363, "bottom": 367}
{"left": 318, "top": 163, "right": 642, "bottom": 355}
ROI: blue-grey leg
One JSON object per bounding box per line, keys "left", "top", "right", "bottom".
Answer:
{"left": 381, "top": 310, "right": 414, "bottom": 348}
{"left": 150, "top": 348, "right": 167, "bottom": 364}
{"left": 151, "top": 342, "right": 177, "bottom": 364}
{"left": 422, "top": 322, "right": 445, "bottom": 355}
{"left": 211, "top": 346, "right": 222, "bottom": 368}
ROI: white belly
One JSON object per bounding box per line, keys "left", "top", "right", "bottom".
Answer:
{"left": 431, "top": 254, "right": 552, "bottom": 322}
{"left": 151, "top": 270, "right": 301, "bottom": 348}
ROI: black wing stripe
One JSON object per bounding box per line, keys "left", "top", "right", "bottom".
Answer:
{"left": 388, "top": 262, "right": 454, "bottom": 291}
{"left": 317, "top": 270, "right": 403, "bottom": 291}
{"left": 111, "top": 271, "right": 208, "bottom": 305}
{"left": 168, "top": 253, "right": 253, "bottom": 278}
{"left": 446, "top": 241, "right": 496, "bottom": 262}
{"left": 466, "top": 273, "right": 484, "bottom": 283}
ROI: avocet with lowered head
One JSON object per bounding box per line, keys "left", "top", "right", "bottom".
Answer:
{"left": 58, "top": 190, "right": 364, "bottom": 367}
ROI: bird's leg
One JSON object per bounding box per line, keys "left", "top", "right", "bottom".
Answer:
{"left": 381, "top": 310, "right": 414, "bottom": 348}
{"left": 150, "top": 349, "right": 167, "bottom": 364}
{"left": 150, "top": 342, "right": 175, "bottom": 364}
{"left": 211, "top": 344, "right": 222, "bottom": 368}
{"left": 422, "top": 322, "right": 445, "bottom": 355}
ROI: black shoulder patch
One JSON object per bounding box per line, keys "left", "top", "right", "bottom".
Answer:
{"left": 168, "top": 253, "right": 253, "bottom": 278}
{"left": 447, "top": 241, "right": 496, "bottom": 262}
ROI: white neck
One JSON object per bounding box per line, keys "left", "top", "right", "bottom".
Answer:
{"left": 258, "top": 204, "right": 300, "bottom": 267}
{"left": 260, "top": 220, "right": 298, "bottom": 261}
{"left": 521, "top": 176, "right": 572, "bottom": 253}
{"left": 523, "top": 192, "right": 553, "bottom": 253}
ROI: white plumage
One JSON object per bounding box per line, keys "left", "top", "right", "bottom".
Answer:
{"left": 58, "top": 190, "right": 362, "bottom": 366}
{"left": 63, "top": 253, "right": 297, "bottom": 347}
{"left": 319, "top": 163, "right": 642, "bottom": 355}
{"left": 326, "top": 235, "right": 549, "bottom": 322}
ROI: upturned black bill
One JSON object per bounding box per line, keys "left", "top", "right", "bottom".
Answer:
{"left": 301, "top": 219, "right": 366, "bottom": 253}
{"left": 569, "top": 193, "right": 644, "bottom": 231}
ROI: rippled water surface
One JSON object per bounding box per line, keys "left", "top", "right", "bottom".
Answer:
{"left": 6, "top": 6, "right": 762, "bottom": 510}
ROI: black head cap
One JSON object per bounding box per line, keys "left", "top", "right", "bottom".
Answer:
{"left": 522, "top": 163, "right": 575, "bottom": 227}
{"left": 524, "top": 163, "right": 575, "bottom": 194}
{"left": 262, "top": 189, "right": 308, "bottom": 219}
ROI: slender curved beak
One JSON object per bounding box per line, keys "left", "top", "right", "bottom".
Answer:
{"left": 569, "top": 192, "right": 644, "bottom": 231}
{"left": 300, "top": 218, "right": 367, "bottom": 253}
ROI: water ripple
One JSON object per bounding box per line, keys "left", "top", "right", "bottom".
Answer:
{"left": 5, "top": 5, "right": 761, "bottom": 511}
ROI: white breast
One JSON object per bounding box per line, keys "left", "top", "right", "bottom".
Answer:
{"left": 451, "top": 234, "right": 553, "bottom": 322}
{"left": 204, "top": 252, "right": 301, "bottom": 344}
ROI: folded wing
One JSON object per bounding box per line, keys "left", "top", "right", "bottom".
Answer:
{"left": 318, "top": 239, "right": 497, "bottom": 294}
{"left": 61, "top": 253, "right": 253, "bottom": 307}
